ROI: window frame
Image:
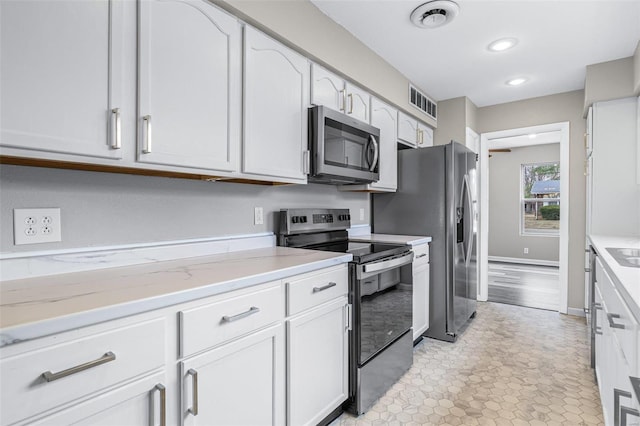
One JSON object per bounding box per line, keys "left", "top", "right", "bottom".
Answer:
{"left": 519, "top": 161, "right": 560, "bottom": 237}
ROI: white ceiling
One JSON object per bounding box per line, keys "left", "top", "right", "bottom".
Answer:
{"left": 310, "top": 0, "right": 640, "bottom": 107}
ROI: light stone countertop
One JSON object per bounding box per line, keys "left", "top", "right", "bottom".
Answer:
{"left": 350, "top": 233, "right": 432, "bottom": 246}
{"left": 589, "top": 234, "right": 640, "bottom": 320}
{"left": 0, "top": 247, "right": 351, "bottom": 346}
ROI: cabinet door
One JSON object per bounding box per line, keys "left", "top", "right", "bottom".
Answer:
{"left": 0, "top": 0, "right": 124, "bottom": 159}
{"left": 243, "top": 26, "right": 309, "bottom": 182}
{"left": 412, "top": 262, "right": 430, "bottom": 341}
{"left": 180, "top": 324, "right": 285, "bottom": 426}
{"left": 345, "top": 83, "right": 370, "bottom": 123}
{"left": 397, "top": 111, "right": 418, "bottom": 147}
{"left": 31, "top": 373, "right": 167, "bottom": 426}
{"left": 311, "top": 64, "right": 345, "bottom": 112}
{"left": 417, "top": 122, "right": 434, "bottom": 148}
{"left": 369, "top": 98, "right": 398, "bottom": 191}
{"left": 138, "top": 0, "right": 240, "bottom": 172}
{"left": 287, "top": 297, "right": 348, "bottom": 426}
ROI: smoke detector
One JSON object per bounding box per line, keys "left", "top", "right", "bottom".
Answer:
{"left": 410, "top": 0, "right": 460, "bottom": 29}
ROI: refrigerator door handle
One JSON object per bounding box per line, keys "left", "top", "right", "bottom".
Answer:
{"left": 463, "top": 174, "right": 474, "bottom": 266}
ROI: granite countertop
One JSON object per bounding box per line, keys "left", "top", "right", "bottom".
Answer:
{"left": 589, "top": 234, "right": 640, "bottom": 320}
{"left": 0, "top": 247, "right": 351, "bottom": 345}
{"left": 350, "top": 233, "right": 432, "bottom": 246}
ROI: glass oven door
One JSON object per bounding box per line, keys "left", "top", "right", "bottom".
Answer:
{"left": 355, "top": 252, "right": 413, "bottom": 365}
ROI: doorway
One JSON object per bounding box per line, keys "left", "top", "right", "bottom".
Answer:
{"left": 478, "top": 122, "right": 570, "bottom": 314}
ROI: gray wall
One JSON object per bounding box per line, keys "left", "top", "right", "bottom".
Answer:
{"left": 434, "top": 97, "right": 466, "bottom": 146}
{"left": 477, "top": 89, "right": 586, "bottom": 311}
{"left": 488, "top": 144, "right": 560, "bottom": 262}
{"left": 0, "top": 165, "right": 369, "bottom": 253}
{"left": 634, "top": 41, "right": 640, "bottom": 94}
{"left": 584, "top": 57, "right": 635, "bottom": 116}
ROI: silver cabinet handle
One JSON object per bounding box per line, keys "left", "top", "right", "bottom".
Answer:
{"left": 348, "top": 93, "right": 353, "bottom": 114}
{"left": 187, "top": 369, "right": 198, "bottom": 416}
{"left": 151, "top": 384, "right": 166, "bottom": 426}
{"left": 313, "top": 282, "right": 337, "bottom": 293}
{"left": 340, "top": 89, "right": 346, "bottom": 112}
{"left": 593, "top": 303, "right": 603, "bottom": 335}
{"left": 42, "top": 351, "right": 115, "bottom": 382}
{"left": 608, "top": 313, "right": 625, "bottom": 329}
{"left": 222, "top": 306, "right": 260, "bottom": 322}
{"left": 621, "top": 406, "right": 640, "bottom": 426}
{"left": 415, "top": 253, "right": 427, "bottom": 259}
{"left": 369, "top": 135, "right": 379, "bottom": 172}
{"left": 111, "top": 108, "right": 121, "bottom": 149}
{"left": 142, "top": 115, "right": 152, "bottom": 154}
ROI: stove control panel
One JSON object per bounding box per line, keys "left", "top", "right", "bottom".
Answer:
{"left": 278, "top": 208, "right": 351, "bottom": 236}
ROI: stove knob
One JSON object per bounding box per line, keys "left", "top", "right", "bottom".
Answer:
{"left": 301, "top": 216, "right": 307, "bottom": 223}
{"left": 292, "top": 216, "right": 299, "bottom": 223}
{"left": 347, "top": 214, "right": 351, "bottom": 220}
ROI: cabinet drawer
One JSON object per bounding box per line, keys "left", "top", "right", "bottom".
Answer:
{"left": 180, "top": 281, "right": 283, "bottom": 357}
{"left": 597, "top": 258, "right": 637, "bottom": 369}
{"left": 412, "top": 243, "right": 429, "bottom": 266}
{"left": 286, "top": 266, "right": 348, "bottom": 316}
{"left": 0, "top": 318, "right": 165, "bottom": 426}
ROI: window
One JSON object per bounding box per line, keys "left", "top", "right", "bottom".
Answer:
{"left": 521, "top": 162, "right": 560, "bottom": 235}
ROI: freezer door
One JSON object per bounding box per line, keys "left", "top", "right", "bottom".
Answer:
{"left": 451, "top": 142, "right": 469, "bottom": 334}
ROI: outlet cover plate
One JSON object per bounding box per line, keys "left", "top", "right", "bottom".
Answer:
{"left": 254, "top": 207, "right": 264, "bottom": 225}
{"left": 14, "top": 208, "right": 62, "bottom": 245}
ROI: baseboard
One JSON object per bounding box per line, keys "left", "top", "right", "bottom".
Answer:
{"left": 567, "top": 307, "right": 587, "bottom": 317}
{"left": 488, "top": 256, "right": 559, "bottom": 267}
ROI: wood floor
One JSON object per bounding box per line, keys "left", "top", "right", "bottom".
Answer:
{"left": 488, "top": 261, "right": 559, "bottom": 311}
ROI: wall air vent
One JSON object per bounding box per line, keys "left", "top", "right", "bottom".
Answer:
{"left": 409, "top": 84, "right": 437, "bottom": 121}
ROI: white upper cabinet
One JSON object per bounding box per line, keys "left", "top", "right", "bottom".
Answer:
{"left": 417, "top": 122, "right": 434, "bottom": 148}
{"left": 243, "top": 26, "right": 309, "bottom": 182}
{"left": 311, "top": 64, "right": 370, "bottom": 123}
{"left": 345, "top": 83, "right": 370, "bottom": 123}
{"left": 368, "top": 98, "right": 398, "bottom": 191}
{"left": 0, "top": 0, "right": 125, "bottom": 160}
{"left": 397, "top": 111, "right": 419, "bottom": 148}
{"left": 137, "top": 0, "right": 241, "bottom": 173}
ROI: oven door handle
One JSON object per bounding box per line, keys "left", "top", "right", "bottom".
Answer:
{"left": 359, "top": 252, "right": 414, "bottom": 278}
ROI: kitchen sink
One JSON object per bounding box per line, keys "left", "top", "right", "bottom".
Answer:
{"left": 606, "top": 248, "right": 640, "bottom": 268}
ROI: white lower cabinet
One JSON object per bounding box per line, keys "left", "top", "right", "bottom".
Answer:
{"left": 180, "top": 324, "right": 285, "bottom": 426}
{"left": 30, "top": 373, "right": 167, "bottom": 426}
{"left": 0, "top": 265, "right": 349, "bottom": 426}
{"left": 285, "top": 265, "right": 350, "bottom": 426}
{"left": 412, "top": 243, "right": 430, "bottom": 341}
{"left": 287, "top": 297, "right": 349, "bottom": 426}
{"left": 595, "top": 258, "right": 640, "bottom": 426}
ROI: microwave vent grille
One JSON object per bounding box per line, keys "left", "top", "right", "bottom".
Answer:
{"left": 409, "top": 84, "right": 437, "bottom": 121}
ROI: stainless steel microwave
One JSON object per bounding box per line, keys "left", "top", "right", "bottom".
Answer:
{"left": 309, "top": 105, "right": 380, "bottom": 184}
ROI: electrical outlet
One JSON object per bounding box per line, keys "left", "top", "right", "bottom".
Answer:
{"left": 359, "top": 208, "right": 365, "bottom": 221}
{"left": 254, "top": 207, "right": 264, "bottom": 225}
{"left": 14, "top": 208, "right": 62, "bottom": 245}
{"left": 524, "top": 247, "right": 529, "bottom": 254}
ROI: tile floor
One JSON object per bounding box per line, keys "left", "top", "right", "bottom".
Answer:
{"left": 333, "top": 302, "right": 603, "bottom": 426}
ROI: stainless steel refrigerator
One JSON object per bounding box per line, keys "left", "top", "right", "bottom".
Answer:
{"left": 372, "top": 141, "right": 477, "bottom": 342}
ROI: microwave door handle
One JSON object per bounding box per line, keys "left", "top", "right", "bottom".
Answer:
{"left": 369, "top": 135, "right": 379, "bottom": 172}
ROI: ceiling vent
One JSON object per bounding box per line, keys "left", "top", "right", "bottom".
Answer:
{"left": 409, "top": 84, "right": 437, "bottom": 120}
{"left": 410, "top": 0, "right": 459, "bottom": 29}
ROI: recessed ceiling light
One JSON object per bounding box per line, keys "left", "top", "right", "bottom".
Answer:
{"left": 488, "top": 38, "right": 518, "bottom": 52}
{"left": 506, "top": 77, "right": 527, "bottom": 86}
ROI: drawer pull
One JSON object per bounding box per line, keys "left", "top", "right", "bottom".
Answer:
{"left": 222, "top": 306, "right": 260, "bottom": 323}
{"left": 187, "top": 369, "right": 199, "bottom": 416}
{"left": 42, "top": 351, "right": 116, "bottom": 382}
{"left": 621, "top": 406, "right": 640, "bottom": 426}
{"left": 415, "top": 253, "right": 427, "bottom": 259}
{"left": 152, "top": 384, "right": 166, "bottom": 426}
{"left": 111, "top": 108, "right": 121, "bottom": 149}
{"left": 142, "top": 115, "right": 152, "bottom": 153}
{"left": 593, "top": 303, "right": 603, "bottom": 335}
{"left": 313, "top": 282, "right": 337, "bottom": 293}
{"left": 615, "top": 388, "right": 634, "bottom": 426}
{"left": 608, "top": 313, "right": 625, "bottom": 329}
